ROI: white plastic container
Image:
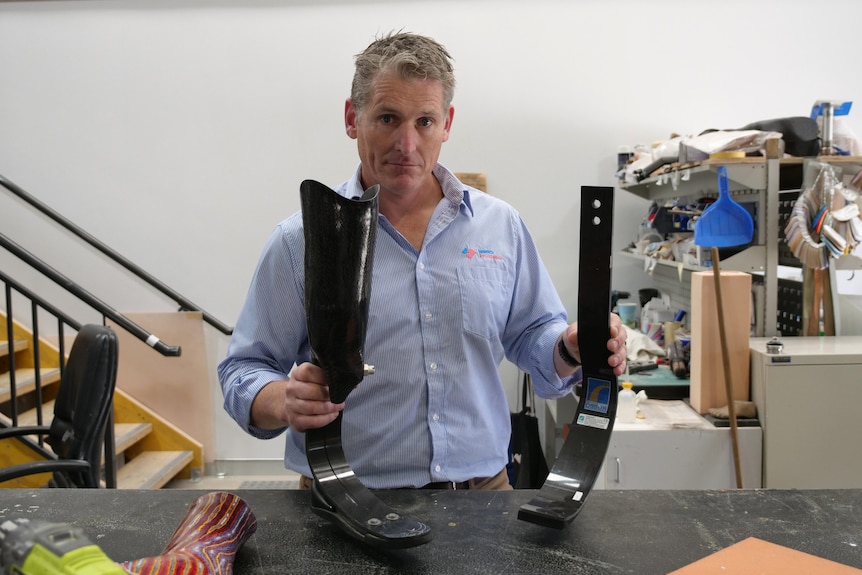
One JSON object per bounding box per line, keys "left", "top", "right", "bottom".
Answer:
{"left": 617, "top": 381, "right": 638, "bottom": 423}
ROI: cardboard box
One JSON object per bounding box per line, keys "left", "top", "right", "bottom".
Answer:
{"left": 690, "top": 270, "right": 751, "bottom": 414}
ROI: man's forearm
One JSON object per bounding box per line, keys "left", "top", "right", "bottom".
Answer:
{"left": 249, "top": 379, "right": 289, "bottom": 430}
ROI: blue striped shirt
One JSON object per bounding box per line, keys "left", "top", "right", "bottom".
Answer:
{"left": 218, "top": 163, "right": 578, "bottom": 488}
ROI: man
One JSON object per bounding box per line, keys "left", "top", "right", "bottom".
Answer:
{"left": 218, "top": 31, "right": 627, "bottom": 490}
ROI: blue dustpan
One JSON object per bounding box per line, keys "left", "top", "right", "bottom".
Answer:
{"left": 694, "top": 166, "right": 754, "bottom": 248}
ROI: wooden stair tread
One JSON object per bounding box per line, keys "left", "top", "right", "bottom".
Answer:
{"left": 0, "top": 339, "right": 28, "bottom": 357}
{"left": 9, "top": 402, "right": 153, "bottom": 454}
{"left": 114, "top": 422, "right": 152, "bottom": 454}
{"left": 117, "top": 450, "right": 193, "bottom": 490}
{"left": 0, "top": 368, "right": 61, "bottom": 402}
{"left": 2, "top": 399, "right": 55, "bottom": 428}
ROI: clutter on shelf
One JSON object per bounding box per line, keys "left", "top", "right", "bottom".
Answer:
{"left": 626, "top": 197, "right": 723, "bottom": 267}
{"left": 615, "top": 100, "right": 861, "bottom": 186}
{"left": 622, "top": 293, "right": 690, "bottom": 365}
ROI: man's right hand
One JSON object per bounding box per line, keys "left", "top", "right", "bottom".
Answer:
{"left": 250, "top": 362, "right": 345, "bottom": 432}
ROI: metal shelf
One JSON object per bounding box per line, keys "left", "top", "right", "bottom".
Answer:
{"left": 620, "top": 161, "right": 769, "bottom": 201}
{"left": 620, "top": 154, "right": 862, "bottom": 336}
{"left": 619, "top": 156, "right": 781, "bottom": 337}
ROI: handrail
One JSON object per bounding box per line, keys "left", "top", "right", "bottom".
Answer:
{"left": 1, "top": 234, "right": 180, "bottom": 356}
{"left": 1, "top": 173, "right": 233, "bottom": 335}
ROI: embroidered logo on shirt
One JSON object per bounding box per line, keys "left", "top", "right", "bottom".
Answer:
{"left": 462, "top": 247, "right": 504, "bottom": 261}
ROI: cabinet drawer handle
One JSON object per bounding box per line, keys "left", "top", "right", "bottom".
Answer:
{"left": 614, "top": 457, "right": 622, "bottom": 484}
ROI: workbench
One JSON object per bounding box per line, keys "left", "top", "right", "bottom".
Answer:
{"left": 2, "top": 488, "right": 860, "bottom": 573}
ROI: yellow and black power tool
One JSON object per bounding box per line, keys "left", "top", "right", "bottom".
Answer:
{"left": 0, "top": 518, "right": 127, "bottom": 575}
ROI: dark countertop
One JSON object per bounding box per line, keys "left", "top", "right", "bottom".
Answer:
{"left": 2, "top": 488, "right": 861, "bottom": 574}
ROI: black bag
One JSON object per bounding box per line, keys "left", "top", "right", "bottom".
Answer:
{"left": 741, "top": 116, "right": 821, "bottom": 157}
{"left": 507, "top": 372, "right": 550, "bottom": 489}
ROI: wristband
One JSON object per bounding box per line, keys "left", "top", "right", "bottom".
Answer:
{"left": 557, "top": 338, "right": 581, "bottom": 367}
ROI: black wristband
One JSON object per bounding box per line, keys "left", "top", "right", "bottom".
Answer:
{"left": 557, "top": 338, "right": 581, "bottom": 367}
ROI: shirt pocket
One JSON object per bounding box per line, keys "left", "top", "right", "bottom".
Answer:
{"left": 457, "top": 266, "right": 509, "bottom": 340}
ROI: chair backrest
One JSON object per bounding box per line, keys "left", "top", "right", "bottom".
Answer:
{"left": 46, "top": 324, "right": 119, "bottom": 488}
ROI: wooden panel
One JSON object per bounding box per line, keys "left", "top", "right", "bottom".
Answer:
{"left": 454, "top": 172, "right": 487, "bottom": 192}
{"left": 690, "top": 271, "right": 752, "bottom": 414}
{"left": 109, "top": 312, "right": 213, "bottom": 465}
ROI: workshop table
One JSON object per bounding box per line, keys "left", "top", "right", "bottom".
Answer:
{"left": 2, "top": 488, "right": 860, "bottom": 574}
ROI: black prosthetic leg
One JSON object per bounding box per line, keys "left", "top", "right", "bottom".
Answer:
{"left": 518, "top": 186, "right": 618, "bottom": 529}
{"left": 301, "top": 179, "right": 432, "bottom": 548}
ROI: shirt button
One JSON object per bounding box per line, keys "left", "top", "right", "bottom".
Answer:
{"left": 432, "top": 413, "right": 440, "bottom": 421}
{"left": 429, "top": 362, "right": 438, "bottom": 370}
{"left": 424, "top": 311, "right": 433, "bottom": 320}
{"left": 435, "top": 465, "right": 442, "bottom": 473}
{"left": 419, "top": 263, "right": 426, "bottom": 270}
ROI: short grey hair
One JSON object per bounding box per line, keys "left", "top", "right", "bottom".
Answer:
{"left": 351, "top": 31, "right": 456, "bottom": 114}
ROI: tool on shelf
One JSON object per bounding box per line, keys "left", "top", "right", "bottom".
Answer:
{"left": 693, "top": 165, "right": 754, "bottom": 489}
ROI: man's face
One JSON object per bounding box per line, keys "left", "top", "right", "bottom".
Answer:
{"left": 345, "top": 71, "right": 453, "bottom": 195}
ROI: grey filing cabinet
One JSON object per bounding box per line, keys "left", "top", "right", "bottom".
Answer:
{"left": 750, "top": 336, "right": 862, "bottom": 488}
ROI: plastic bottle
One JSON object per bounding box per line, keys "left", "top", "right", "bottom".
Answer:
{"left": 617, "top": 381, "right": 638, "bottom": 423}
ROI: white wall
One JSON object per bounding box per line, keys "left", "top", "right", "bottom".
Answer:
{"left": 2, "top": 0, "right": 861, "bottom": 462}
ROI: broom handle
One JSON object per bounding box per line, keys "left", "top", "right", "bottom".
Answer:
{"left": 711, "top": 246, "right": 743, "bottom": 489}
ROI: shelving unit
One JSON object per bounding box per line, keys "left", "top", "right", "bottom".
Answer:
{"left": 619, "top": 151, "right": 862, "bottom": 337}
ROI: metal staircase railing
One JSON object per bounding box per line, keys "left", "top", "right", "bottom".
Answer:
{"left": 1, "top": 173, "right": 233, "bottom": 335}
{"left": 1, "top": 172, "right": 234, "bottom": 488}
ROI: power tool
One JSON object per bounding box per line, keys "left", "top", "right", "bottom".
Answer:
{"left": 0, "top": 517, "right": 127, "bottom": 575}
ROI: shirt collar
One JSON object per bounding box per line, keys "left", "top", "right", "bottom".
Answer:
{"left": 345, "top": 163, "right": 475, "bottom": 218}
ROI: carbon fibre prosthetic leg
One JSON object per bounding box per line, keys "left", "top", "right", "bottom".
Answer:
{"left": 301, "top": 179, "right": 432, "bottom": 548}
{"left": 518, "top": 186, "right": 618, "bottom": 529}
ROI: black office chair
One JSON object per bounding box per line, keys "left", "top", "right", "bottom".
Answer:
{"left": 0, "top": 323, "right": 119, "bottom": 488}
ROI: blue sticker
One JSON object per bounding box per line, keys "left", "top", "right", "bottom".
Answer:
{"left": 584, "top": 377, "right": 611, "bottom": 414}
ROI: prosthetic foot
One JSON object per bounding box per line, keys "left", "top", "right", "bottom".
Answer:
{"left": 301, "top": 179, "right": 432, "bottom": 548}
{"left": 518, "top": 186, "right": 618, "bottom": 529}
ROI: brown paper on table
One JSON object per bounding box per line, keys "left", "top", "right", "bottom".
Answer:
{"left": 690, "top": 270, "right": 751, "bottom": 414}
{"left": 668, "top": 537, "right": 862, "bottom": 574}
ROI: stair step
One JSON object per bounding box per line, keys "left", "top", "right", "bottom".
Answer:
{"left": 0, "top": 401, "right": 150, "bottom": 454}
{"left": 117, "top": 450, "right": 193, "bottom": 489}
{"left": 114, "top": 422, "right": 152, "bottom": 454}
{"left": 0, "top": 405, "right": 45, "bottom": 430}
{"left": 0, "top": 368, "right": 62, "bottom": 403}
{"left": 4, "top": 399, "right": 54, "bottom": 428}
{"left": 0, "top": 339, "right": 28, "bottom": 358}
